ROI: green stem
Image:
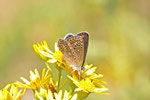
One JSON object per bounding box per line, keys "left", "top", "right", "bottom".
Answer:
{"left": 45, "top": 62, "right": 55, "bottom": 84}
{"left": 57, "top": 69, "right": 62, "bottom": 91}
{"left": 60, "top": 79, "right": 68, "bottom": 90}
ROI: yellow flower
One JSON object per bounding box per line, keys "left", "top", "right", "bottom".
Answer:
{"left": 82, "top": 64, "right": 108, "bottom": 88}
{"left": 68, "top": 63, "right": 109, "bottom": 98}
{"left": 33, "top": 41, "right": 55, "bottom": 61}
{"left": 83, "top": 64, "right": 103, "bottom": 79}
{"left": 15, "top": 68, "right": 51, "bottom": 90}
{"left": 33, "top": 41, "right": 72, "bottom": 72}
{"left": 70, "top": 64, "right": 106, "bottom": 83}
{"left": 33, "top": 41, "right": 64, "bottom": 64}
{"left": 0, "top": 84, "right": 26, "bottom": 100}
{"left": 68, "top": 76, "right": 108, "bottom": 94}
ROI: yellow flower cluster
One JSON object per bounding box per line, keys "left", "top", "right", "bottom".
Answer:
{"left": 0, "top": 40, "right": 108, "bottom": 100}
{"left": 33, "top": 41, "right": 72, "bottom": 72}
{"left": 68, "top": 64, "right": 109, "bottom": 95}
{"left": 32, "top": 41, "right": 109, "bottom": 99}
{"left": 0, "top": 84, "right": 26, "bottom": 100}
{"left": 15, "top": 68, "right": 51, "bottom": 90}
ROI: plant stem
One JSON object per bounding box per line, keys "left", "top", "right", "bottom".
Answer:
{"left": 45, "top": 62, "right": 55, "bottom": 84}
{"left": 57, "top": 69, "right": 62, "bottom": 91}
{"left": 59, "top": 79, "right": 68, "bottom": 90}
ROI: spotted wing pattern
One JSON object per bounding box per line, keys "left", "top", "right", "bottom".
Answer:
{"left": 57, "top": 32, "right": 89, "bottom": 71}
{"left": 65, "top": 35, "right": 84, "bottom": 68}
{"left": 57, "top": 39, "right": 79, "bottom": 68}
{"left": 77, "top": 31, "right": 89, "bottom": 67}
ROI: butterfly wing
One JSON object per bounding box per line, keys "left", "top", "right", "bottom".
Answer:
{"left": 57, "top": 32, "right": 89, "bottom": 72}
{"left": 65, "top": 35, "right": 84, "bottom": 68}
{"left": 64, "top": 33, "right": 74, "bottom": 40}
{"left": 77, "top": 31, "right": 89, "bottom": 67}
{"left": 57, "top": 38, "right": 80, "bottom": 70}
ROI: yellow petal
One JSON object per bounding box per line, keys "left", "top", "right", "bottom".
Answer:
{"left": 29, "top": 71, "right": 37, "bottom": 81}
{"left": 0, "top": 90, "right": 3, "bottom": 99}
{"left": 3, "top": 84, "right": 11, "bottom": 90}
{"left": 63, "top": 90, "right": 68, "bottom": 100}
{"left": 39, "top": 51, "right": 54, "bottom": 58}
{"left": 47, "top": 90, "right": 54, "bottom": 100}
{"left": 43, "top": 41, "right": 48, "bottom": 48}
{"left": 54, "top": 90, "right": 62, "bottom": 100}
{"left": 35, "top": 69, "right": 40, "bottom": 79}
{"left": 47, "top": 59, "right": 57, "bottom": 63}
{"left": 14, "top": 89, "right": 22, "bottom": 99}
{"left": 70, "top": 94, "right": 77, "bottom": 100}
{"left": 85, "top": 67, "right": 96, "bottom": 75}
{"left": 55, "top": 42, "right": 59, "bottom": 51}
{"left": 93, "top": 88, "right": 109, "bottom": 92}
{"left": 20, "top": 77, "right": 30, "bottom": 85}
{"left": 42, "top": 68, "right": 46, "bottom": 80}
{"left": 75, "top": 88, "right": 82, "bottom": 92}
{"left": 43, "top": 46, "right": 54, "bottom": 55}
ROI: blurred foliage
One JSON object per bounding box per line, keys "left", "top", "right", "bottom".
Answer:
{"left": 0, "top": 0, "right": 150, "bottom": 100}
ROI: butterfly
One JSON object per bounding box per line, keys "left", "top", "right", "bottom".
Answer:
{"left": 57, "top": 31, "right": 89, "bottom": 75}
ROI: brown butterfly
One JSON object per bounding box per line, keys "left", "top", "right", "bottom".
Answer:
{"left": 57, "top": 31, "right": 89, "bottom": 74}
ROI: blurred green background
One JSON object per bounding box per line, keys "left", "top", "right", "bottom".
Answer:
{"left": 0, "top": 0, "right": 150, "bottom": 100}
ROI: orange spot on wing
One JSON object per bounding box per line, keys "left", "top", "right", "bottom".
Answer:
{"left": 60, "top": 42, "right": 64, "bottom": 44}
{"left": 70, "top": 39, "right": 80, "bottom": 43}
{"left": 81, "top": 35, "right": 85, "bottom": 38}
{"left": 59, "top": 46, "right": 63, "bottom": 49}
{"left": 70, "top": 40, "right": 74, "bottom": 43}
